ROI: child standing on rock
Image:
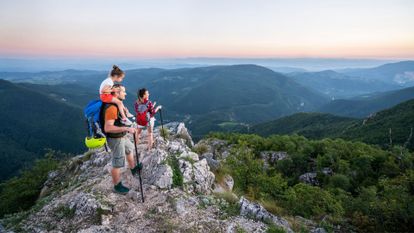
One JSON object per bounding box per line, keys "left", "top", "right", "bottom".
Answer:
{"left": 134, "top": 88, "right": 161, "bottom": 150}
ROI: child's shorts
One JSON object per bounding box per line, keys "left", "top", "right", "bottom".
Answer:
{"left": 137, "top": 117, "right": 155, "bottom": 131}
{"left": 100, "top": 94, "right": 114, "bottom": 103}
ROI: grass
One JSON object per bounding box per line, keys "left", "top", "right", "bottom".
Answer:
{"left": 93, "top": 207, "right": 110, "bottom": 225}
{"left": 266, "top": 224, "right": 286, "bottom": 233}
{"left": 212, "top": 166, "right": 228, "bottom": 184}
{"left": 166, "top": 155, "right": 183, "bottom": 188}
{"left": 160, "top": 128, "right": 170, "bottom": 140}
{"left": 213, "top": 192, "right": 240, "bottom": 219}
{"left": 192, "top": 143, "right": 209, "bottom": 155}
{"left": 54, "top": 205, "right": 75, "bottom": 219}
{"left": 180, "top": 156, "right": 196, "bottom": 164}
{"left": 235, "top": 225, "right": 248, "bottom": 233}
{"left": 259, "top": 198, "right": 287, "bottom": 217}
{"left": 213, "top": 191, "right": 238, "bottom": 204}
{"left": 143, "top": 207, "right": 157, "bottom": 219}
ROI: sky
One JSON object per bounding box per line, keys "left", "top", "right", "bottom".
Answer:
{"left": 0, "top": 0, "right": 413, "bottom": 59}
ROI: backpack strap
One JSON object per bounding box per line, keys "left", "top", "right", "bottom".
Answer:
{"left": 100, "top": 103, "right": 127, "bottom": 138}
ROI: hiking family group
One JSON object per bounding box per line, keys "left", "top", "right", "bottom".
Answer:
{"left": 85, "top": 65, "right": 162, "bottom": 196}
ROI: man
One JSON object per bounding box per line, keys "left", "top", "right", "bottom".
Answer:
{"left": 101, "top": 84, "right": 141, "bottom": 194}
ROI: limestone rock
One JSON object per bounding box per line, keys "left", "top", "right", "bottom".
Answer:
{"left": 193, "top": 159, "right": 215, "bottom": 194}
{"left": 141, "top": 149, "right": 173, "bottom": 189}
{"left": 223, "top": 174, "right": 234, "bottom": 191}
{"left": 299, "top": 172, "right": 319, "bottom": 185}
{"left": 311, "top": 227, "right": 328, "bottom": 233}
{"left": 201, "top": 153, "right": 221, "bottom": 171}
{"left": 321, "top": 167, "right": 333, "bottom": 176}
{"left": 179, "top": 151, "right": 200, "bottom": 162}
{"left": 260, "top": 151, "right": 288, "bottom": 165}
{"left": 68, "top": 192, "right": 100, "bottom": 217}
{"left": 239, "top": 197, "right": 293, "bottom": 233}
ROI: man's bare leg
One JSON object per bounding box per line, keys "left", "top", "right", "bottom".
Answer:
{"left": 126, "top": 152, "right": 136, "bottom": 169}
{"left": 111, "top": 168, "right": 121, "bottom": 185}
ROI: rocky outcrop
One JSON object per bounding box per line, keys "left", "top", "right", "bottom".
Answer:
{"left": 240, "top": 197, "right": 293, "bottom": 233}
{"left": 260, "top": 151, "right": 288, "bottom": 163}
{"left": 321, "top": 167, "right": 333, "bottom": 176}
{"left": 2, "top": 122, "right": 332, "bottom": 232}
{"left": 260, "top": 151, "right": 289, "bottom": 169}
{"left": 136, "top": 123, "right": 215, "bottom": 193}
{"left": 299, "top": 172, "right": 319, "bottom": 186}
{"left": 1, "top": 122, "right": 294, "bottom": 233}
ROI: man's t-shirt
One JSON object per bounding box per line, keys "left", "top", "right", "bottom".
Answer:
{"left": 105, "top": 105, "right": 118, "bottom": 121}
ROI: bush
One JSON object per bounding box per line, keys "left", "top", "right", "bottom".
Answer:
{"left": 201, "top": 133, "right": 414, "bottom": 231}
{"left": 225, "top": 145, "right": 287, "bottom": 200}
{"left": 284, "top": 183, "right": 344, "bottom": 219}
{"left": 192, "top": 143, "right": 209, "bottom": 155}
{"left": 329, "top": 174, "right": 351, "bottom": 191}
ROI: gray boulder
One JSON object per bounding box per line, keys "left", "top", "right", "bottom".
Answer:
{"left": 140, "top": 149, "right": 173, "bottom": 189}
{"left": 193, "top": 159, "right": 215, "bottom": 194}
{"left": 239, "top": 197, "right": 293, "bottom": 233}
{"left": 260, "top": 151, "right": 288, "bottom": 164}
{"left": 68, "top": 192, "right": 101, "bottom": 217}
{"left": 200, "top": 153, "right": 221, "bottom": 171}
{"left": 299, "top": 172, "right": 319, "bottom": 186}
{"left": 311, "top": 227, "right": 328, "bottom": 233}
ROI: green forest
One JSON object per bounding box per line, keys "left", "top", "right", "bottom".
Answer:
{"left": 207, "top": 132, "right": 414, "bottom": 232}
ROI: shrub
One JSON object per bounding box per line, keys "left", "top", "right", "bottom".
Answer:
{"left": 192, "top": 143, "right": 209, "bottom": 155}
{"left": 329, "top": 174, "right": 351, "bottom": 191}
{"left": 284, "top": 183, "right": 344, "bottom": 219}
{"left": 0, "top": 151, "right": 59, "bottom": 217}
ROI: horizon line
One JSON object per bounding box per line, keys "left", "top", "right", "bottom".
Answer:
{"left": 1, "top": 55, "right": 413, "bottom": 61}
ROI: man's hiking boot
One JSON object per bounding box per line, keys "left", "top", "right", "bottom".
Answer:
{"left": 131, "top": 163, "right": 143, "bottom": 176}
{"left": 114, "top": 181, "right": 130, "bottom": 194}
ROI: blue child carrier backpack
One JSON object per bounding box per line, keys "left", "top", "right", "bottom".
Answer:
{"left": 84, "top": 100, "right": 107, "bottom": 149}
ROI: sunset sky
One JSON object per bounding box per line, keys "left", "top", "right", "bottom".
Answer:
{"left": 1, "top": 0, "right": 413, "bottom": 59}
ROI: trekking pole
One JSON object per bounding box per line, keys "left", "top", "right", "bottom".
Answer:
{"left": 159, "top": 108, "right": 166, "bottom": 141}
{"left": 133, "top": 131, "right": 145, "bottom": 203}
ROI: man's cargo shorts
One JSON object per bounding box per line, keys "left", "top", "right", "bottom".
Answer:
{"left": 107, "top": 136, "right": 134, "bottom": 168}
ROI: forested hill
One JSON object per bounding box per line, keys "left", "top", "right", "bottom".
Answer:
{"left": 253, "top": 98, "right": 414, "bottom": 150}
{"left": 0, "top": 79, "right": 84, "bottom": 181}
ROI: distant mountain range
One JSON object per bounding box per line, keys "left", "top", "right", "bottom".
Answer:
{"left": 318, "top": 86, "right": 414, "bottom": 118}
{"left": 339, "top": 61, "right": 414, "bottom": 86}
{"left": 289, "top": 61, "right": 414, "bottom": 99}
{"left": 253, "top": 99, "right": 414, "bottom": 150}
{"left": 0, "top": 57, "right": 396, "bottom": 72}
{"left": 0, "top": 65, "right": 330, "bottom": 138}
{"left": 289, "top": 70, "right": 399, "bottom": 99}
